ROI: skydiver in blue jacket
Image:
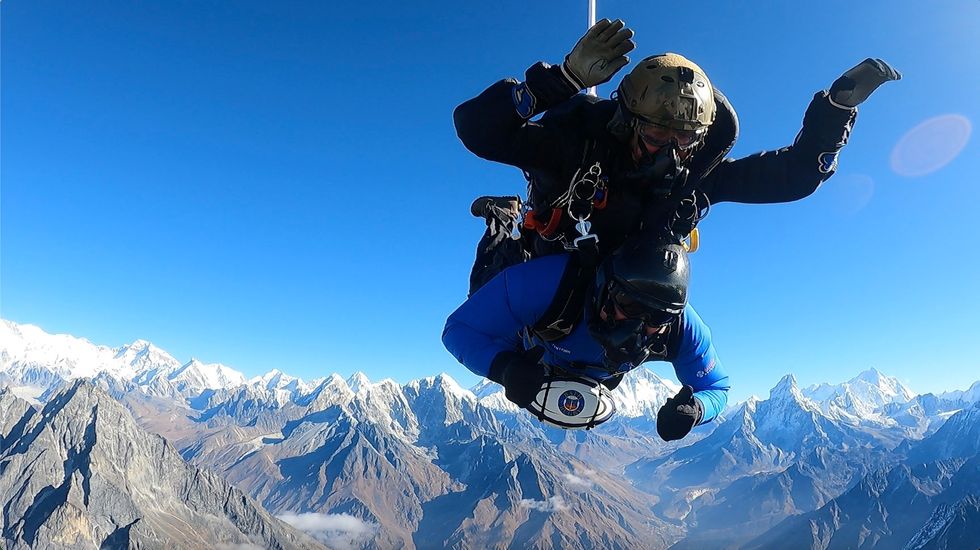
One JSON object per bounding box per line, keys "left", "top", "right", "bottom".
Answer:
{"left": 443, "top": 231, "right": 729, "bottom": 440}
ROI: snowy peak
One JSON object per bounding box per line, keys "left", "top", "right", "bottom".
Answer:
{"left": 850, "top": 368, "right": 915, "bottom": 401}
{"left": 802, "top": 367, "right": 915, "bottom": 423}
{"left": 613, "top": 367, "right": 681, "bottom": 418}
{"left": 469, "top": 378, "right": 499, "bottom": 399}
{"left": 347, "top": 371, "right": 372, "bottom": 393}
{"left": 769, "top": 374, "right": 804, "bottom": 402}
{"left": 251, "top": 369, "right": 300, "bottom": 392}
{"left": 114, "top": 339, "right": 181, "bottom": 373}
{"left": 414, "top": 373, "right": 473, "bottom": 400}
{"left": 854, "top": 367, "right": 887, "bottom": 385}
{"left": 939, "top": 380, "right": 980, "bottom": 404}
{"left": 297, "top": 373, "right": 354, "bottom": 409}
{"left": 166, "top": 358, "right": 247, "bottom": 393}
{"left": 1, "top": 319, "right": 131, "bottom": 380}
{"left": 765, "top": 375, "right": 810, "bottom": 417}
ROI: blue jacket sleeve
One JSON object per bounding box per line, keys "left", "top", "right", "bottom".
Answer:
{"left": 671, "top": 303, "right": 731, "bottom": 425}
{"left": 442, "top": 255, "right": 570, "bottom": 379}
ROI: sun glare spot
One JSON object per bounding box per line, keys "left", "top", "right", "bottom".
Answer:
{"left": 830, "top": 174, "right": 875, "bottom": 216}
{"left": 890, "top": 114, "right": 972, "bottom": 177}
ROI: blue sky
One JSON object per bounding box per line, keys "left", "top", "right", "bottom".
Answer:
{"left": 2, "top": 1, "right": 977, "bottom": 402}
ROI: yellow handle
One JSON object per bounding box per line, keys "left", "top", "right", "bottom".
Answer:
{"left": 684, "top": 228, "right": 700, "bottom": 253}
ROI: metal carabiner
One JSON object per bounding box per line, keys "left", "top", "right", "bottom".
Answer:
{"left": 572, "top": 215, "right": 599, "bottom": 248}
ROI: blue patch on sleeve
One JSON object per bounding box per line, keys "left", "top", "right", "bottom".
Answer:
{"left": 818, "top": 151, "right": 839, "bottom": 174}
{"left": 512, "top": 82, "right": 537, "bottom": 120}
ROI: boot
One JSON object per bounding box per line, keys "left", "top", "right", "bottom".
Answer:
{"left": 470, "top": 195, "right": 521, "bottom": 220}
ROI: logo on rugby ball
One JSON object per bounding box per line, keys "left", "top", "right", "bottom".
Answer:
{"left": 558, "top": 390, "right": 585, "bottom": 416}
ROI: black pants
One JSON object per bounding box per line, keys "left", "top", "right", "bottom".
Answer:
{"left": 468, "top": 213, "right": 530, "bottom": 296}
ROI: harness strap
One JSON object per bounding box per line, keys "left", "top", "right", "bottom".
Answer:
{"left": 523, "top": 208, "right": 564, "bottom": 237}
{"left": 530, "top": 255, "right": 596, "bottom": 342}
{"left": 525, "top": 139, "right": 608, "bottom": 247}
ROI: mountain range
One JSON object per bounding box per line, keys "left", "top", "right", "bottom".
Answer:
{"left": 2, "top": 319, "right": 979, "bottom": 549}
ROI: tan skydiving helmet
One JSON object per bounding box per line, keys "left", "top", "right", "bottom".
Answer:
{"left": 616, "top": 53, "right": 717, "bottom": 150}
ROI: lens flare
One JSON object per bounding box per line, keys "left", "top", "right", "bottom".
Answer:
{"left": 891, "top": 115, "right": 972, "bottom": 177}
{"left": 827, "top": 174, "right": 875, "bottom": 216}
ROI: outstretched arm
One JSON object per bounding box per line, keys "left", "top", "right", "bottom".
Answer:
{"left": 700, "top": 58, "right": 900, "bottom": 205}
{"left": 453, "top": 19, "right": 634, "bottom": 173}
{"left": 699, "top": 90, "right": 856, "bottom": 205}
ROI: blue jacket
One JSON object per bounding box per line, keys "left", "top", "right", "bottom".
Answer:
{"left": 443, "top": 254, "right": 730, "bottom": 424}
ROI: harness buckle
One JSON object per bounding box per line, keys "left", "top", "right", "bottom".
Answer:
{"left": 571, "top": 216, "right": 599, "bottom": 250}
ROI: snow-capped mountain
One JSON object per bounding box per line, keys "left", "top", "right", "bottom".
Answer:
{"left": 1, "top": 320, "right": 245, "bottom": 399}
{"left": 1, "top": 319, "right": 684, "bottom": 435}
{"left": 938, "top": 380, "right": 980, "bottom": 405}
{"left": 3, "top": 318, "right": 979, "bottom": 550}
{"left": 803, "top": 367, "right": 916, "bottom": 425}
{"left": 744, "top": 409, "right": 980, "bottom": 550}
{"left": 631, "top": 373, "right": 908, "bottom": 548}
{"left": 0, "top": 320, "right": 145, "bottom": 393}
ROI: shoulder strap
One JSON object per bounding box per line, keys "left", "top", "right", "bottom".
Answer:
{"left": 530, "top": 255, "right": 597, "bottom": 342}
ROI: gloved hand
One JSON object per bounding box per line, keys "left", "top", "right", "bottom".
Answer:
{"left": 829, "top": 58, "right": 902, "bottom": 108}
{"left": 496, "top": 347, "right": 547, "bottom": 407}
{"left": 563, "top": 18, "right": 635, "bottom": 90}
{"left": 657, "top": 385, "right": 704, "bottom": 442}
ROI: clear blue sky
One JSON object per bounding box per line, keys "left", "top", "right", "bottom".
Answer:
{"left": 2, "top": 1, "right": 977, "bottom": 402}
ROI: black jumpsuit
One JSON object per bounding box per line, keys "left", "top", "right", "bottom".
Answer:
{"left": 455, "top": 61, "right": 857, "bottom": 293}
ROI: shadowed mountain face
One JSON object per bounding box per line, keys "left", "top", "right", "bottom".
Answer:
{"left": 3, "top": 320, "right": 980, "bottom": 549}
{"left": 0, "top": 382, "right": 323, "bottom": 550}
{"left": 743, "top": 456, "right": 980, "bottom": 550}
{"left": 742, "top": 406, "right": 980, "bottom": 550}
{"left": 630, "top": 377, "right": 979, "bottom": 549}
{"left": 905, "top": 495, "right": 980, "bottom": 550}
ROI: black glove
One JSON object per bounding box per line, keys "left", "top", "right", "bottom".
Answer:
{"left": 657, "top": 385, "right": 703, "bottom": 442}
{"left": 829, "top": 58, "right": 901, "bottom": 108}
{"left": 488, "top": 348, "right": 547, "bottom": 407}
{"left": 562, "top": 18, "right": 635, "bottom": 90}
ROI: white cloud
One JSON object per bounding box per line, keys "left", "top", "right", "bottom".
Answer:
{"left": 563, "top": 472, "right": 595, "bottom": 490}
{"left": 278, "top": 512, "right": 379, "bottom": 550}
{"left": 519, "top": 496, "right": 567, "bottom": 513}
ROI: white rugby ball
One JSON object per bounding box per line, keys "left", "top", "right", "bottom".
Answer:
{"left": 526, "top": 377, "right": 616, "bottom": 429}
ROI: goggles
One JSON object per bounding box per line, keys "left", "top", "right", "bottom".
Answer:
{"left": 635, "top": 121, "right": 703, "bottom": 151}
{"left": 610, "top": 288, "right": 677, "bottom": 328}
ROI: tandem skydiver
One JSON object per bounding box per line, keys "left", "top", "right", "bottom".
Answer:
{"left": 446, "top": 19, "right": 899, "bottom": 430}
{"left": 456, "top": 19, "right": 901, "bottom": 293}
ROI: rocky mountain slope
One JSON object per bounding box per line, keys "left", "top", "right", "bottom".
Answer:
{"left": 0, "top": 382, "right": 323, "bottom": 549}
{"left": 744, "top": 404, "right": 980, "bottom": 550}
{"left": 3, "top": 319, "right": 979, "bottom": 549}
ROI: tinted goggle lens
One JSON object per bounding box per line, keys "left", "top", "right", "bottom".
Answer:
{"left": 611, "top": 290, "right": 676, "bottom": 327}
{"left": 636, "top": 123, "right": 701, "bottom": 150}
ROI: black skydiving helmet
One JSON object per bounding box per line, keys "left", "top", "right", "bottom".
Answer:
{"left": 588, "top": 235, "right": 690, "bottom": 370}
